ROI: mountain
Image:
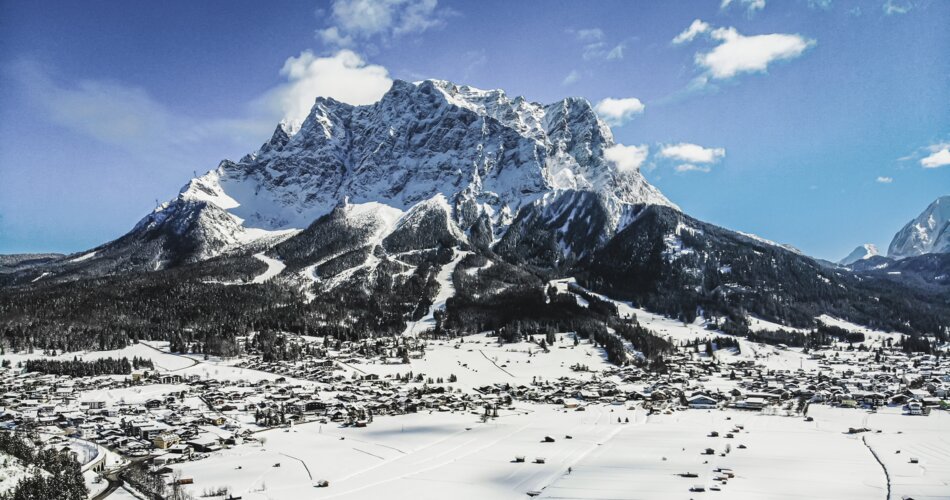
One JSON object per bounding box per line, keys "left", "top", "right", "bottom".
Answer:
{"left": 888, "top": 195, "right": 950, "bottom": 259}
{"left": 838, "top": 244, "right": 879, "bottom": 266}
{"left": 61, "top": 79, "right": 671, "bottom": 274}
{"left": 2, "top": 80, "right": 949, "bottom": 353}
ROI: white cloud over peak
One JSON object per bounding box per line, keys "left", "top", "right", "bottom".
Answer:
{"left": 594, "top": 97, "right": 645, "bottom": 126}
{"left": 267, "top": 50, "right": 392, "bottom": 127}
{"left": 673, "top": 19, "right": 710, "bottom": 45}
{"left": 696, "top": 26, "right": 815, "bottom": 79}
{"left": 658, "top": 143, "right": 726, "bottom": 164}
{"left": 921, "top": 145, "right": 950, "bottom": 168}
{"left": 605, "top": 144, "right": 649, "bottom": 173}
{"left": 317, "top": 0, "right": 451, "bottom": 49}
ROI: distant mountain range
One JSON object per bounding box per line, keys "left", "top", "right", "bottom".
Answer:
{"left": 1, "top": 80, "right": 947, "bottom": 350}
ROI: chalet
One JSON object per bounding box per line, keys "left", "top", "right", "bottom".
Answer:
{"left": 687, "top": 395, "right": 718, "bottom": 409}
{"left": 153, "top": 433, "right": 181, "bottom": 449}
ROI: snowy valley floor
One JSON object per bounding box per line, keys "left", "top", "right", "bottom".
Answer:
{"left": 170, "top": 404, "right": 947, "bottom": 500}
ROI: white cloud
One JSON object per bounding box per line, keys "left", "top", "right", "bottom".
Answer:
{"left": 675, "top": 164, "right": 712, "bottom": 173}
{"left": 605, "top": 144, "right": 649, "bottom": 173}
{"left": 696, "top": 26, "right": 815, "bottom": 79}
{"left": 562, "top": 70, "right": 581, "bottom": 86}
{"left": 721, "top": 0, "right": 766, "bottom": 13}
{"left": 921, "top": 146, "right": 950, "bottom": 168}
{"left": 266, "top": 50, "right": 392, "bottom": 126}
{"left": 658, "top": 142, "right": 725, "bottom": 174}
{"left": 658, "top": 143, "right": 726, "bottom": 163}
{"left": 876, "top": 176, "right": 893, "bottom": 183}
{"left": 572, "top": 28, "right": 604, "bottom": 43}
{"left": 568, "top": 27, "right": 625, "bottom": 61}
{"left": 594, "top": 97, "right": 645, "bottom": 126}
{"left": 6, "top": 60, "right": 269, "bottom": 156}
{"left": 605, "top": 44, "right": 625, "bottom": 60}
{"left": 883, "top": 0, "right": 913, "bottom": 15}
{"left": 673, "top": 19, "right": 710, "bottom": 45}
{"left": 317, "top": 0, "right": 451, "bottom": 48}
{"left": 9, "top": 50, "right": 396, "bottom": 160}
{"left": 316, "top": 26, "right": 354, "bottom": 48}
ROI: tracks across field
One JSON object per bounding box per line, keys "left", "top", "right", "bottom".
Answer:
{"left": 862, "top": 435, "right": 891, "bottom": 500}
{"left": 479, "top": 350, "right": 515, "bottom": 377}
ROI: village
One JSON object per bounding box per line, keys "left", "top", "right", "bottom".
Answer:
{"left": 0, "top": 317, "right": 948, "bottom": 499}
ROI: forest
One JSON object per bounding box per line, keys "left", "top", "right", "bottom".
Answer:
{"left": 0, "top": 431, "right": 88, "bottom": 500}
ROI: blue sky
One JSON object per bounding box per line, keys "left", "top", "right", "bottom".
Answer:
{"left": 0, "top": 0, "right": 947, "bottom": 260}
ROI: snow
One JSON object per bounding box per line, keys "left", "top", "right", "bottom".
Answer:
{"left": 31, "top": 271, "right": 50, "bottom": 283}
{"left": 169, "top": 404, "right": 948, "bottom": 500}
{"left": 541, "top": 407, "right": 887, "bottom": 500}
{"left": 0, "top": 342, "right": 196, "bottom": 372}
{"left": 402, "top": 249, "right": 468, "bottom": 336}
{"left": 747, "top": 316, "right": 810, "bottom": 334}
{"left": 839, "top": 243, "right": 879, "bottom": 266}
{"left": 250, "top": 253, "right": 285, "bottom": 284}
{"left": 816, "top": 315, "right": 902, "bottom": 346}
{"left": 0, "top": 452, "right": 34, "bottom": 496}
{"left": 347, "top": 332, "right": 611, "bottom": 390}
{"left": 68, "top": 251, "right": 97, "bottom": 263}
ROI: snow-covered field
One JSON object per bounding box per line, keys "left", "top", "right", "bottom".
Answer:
{"left": 344, "top": 332, "right": 611, "bottom": 390}
{"left": 170, "top": 405, "right": 948, "bottom": 500}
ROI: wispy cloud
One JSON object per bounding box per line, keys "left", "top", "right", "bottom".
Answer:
{"left": 721, "top": 0, "right": 766, "bottom": 14}
{"left": 672, "top": 20, "right": 710, "bottom": 45}
{"left": 807, "top": 0, "right": 833, "bottom": 10}
{"left": 6, "top": 60, "right": 270, "bottom": 160}
{"left": 876, "top": 176, "right": 893, "bottom": 183}
{"left": 883, "top": 0, "right": 914, "bottom": 15}
{"left": 317, "top": 0, "right": 454, "bottom": 50}
{"left": 562, "top": 70, "right": 581, "bottom": 86}
{"left": 675, "top": 163, "right": 712, "bottom": 173}
{"left": 594, "top": 97, "right": 645, "bottom": 126}
{"left": 7, "top": 50, "right": 395, "bottom": 162}
{"left": 567, "top": 27, "right": 626, "bottom": 61}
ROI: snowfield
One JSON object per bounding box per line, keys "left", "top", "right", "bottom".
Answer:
{"left": 170, "top": 405, "right": 949, "bottom": 500}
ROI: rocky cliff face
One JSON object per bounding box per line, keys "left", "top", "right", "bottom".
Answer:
{"left": 888, "top": 196, "right": 950, "bottom": 259}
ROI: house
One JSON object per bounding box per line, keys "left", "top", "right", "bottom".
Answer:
{"left": 687, "top": 395, "right": 718, "bottom": 409}
{"left": 153, "top": 433, "right": 180, "bottom": 449}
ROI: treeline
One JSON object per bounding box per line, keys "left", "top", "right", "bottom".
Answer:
{"left": 0, "top": 431, "right": 88, "bottom": 500}
{"left": 24, "top": 356, "right": 153, "bottom": 376}
{"left": 682, "top": 336, "right": 741, "bottom": 355}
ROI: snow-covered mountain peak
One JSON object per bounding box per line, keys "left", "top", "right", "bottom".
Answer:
{"left": 839, "top": 243, "right": 879, "bottom": 266}
{"left": 888, "top": 195, "right": 950, "bottom": 259}
{"left": 122, "top": 79, "right": 674, "bottom": 265}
